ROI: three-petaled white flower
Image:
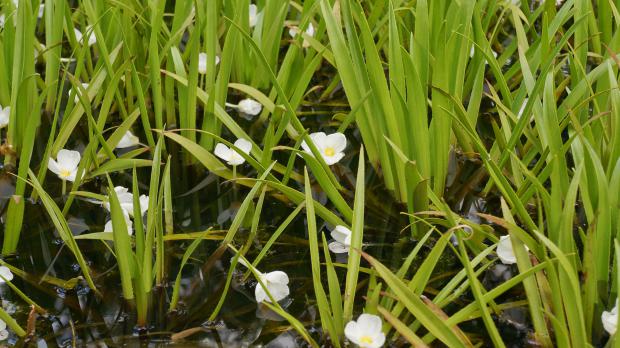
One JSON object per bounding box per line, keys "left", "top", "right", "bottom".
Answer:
{"left": 238, "top": 98, "right": 262, "bottom": 116}
{"left": 0, "top": 266, "right": 14, "bottom": 283}
{"left": 249, "top": 4, "right": 260, "bottom": 27}
{"left": 103, "top": 186, "right": 149, "bottom": 218}
{"left": 69, "top": 83, "right": 89, "bottom": 104}
{"left": 289, "top": 23, "right": 315, "bottom": 48}
{"left": 116, "top": 130, "right": 140, "bottom": 149}
{"left": 329, "top": 225, "right": 352, "bottom": 254}
{"left": 48, "top": 149, "right": 81, "bottom": 182}
{"left": 74, "top": 27, "right": 96, "bottom": 46}
{"left": 214, "top": 139, "right": 252, "bottom": 166}
{"left": 233, "top": 257, "right": 290, "bottom": 303}
{"left": 104, "top": 214, "right": 133, "bottom": 236}
{"left": 0, "top": 105, "right": 10, "bottom": 128}
{"left": 255, "top": 270, "right": 290, "bottom": 303}
{"left": 198, "top": 53, "right": 220, "bottom": 74}
{"left": 603, "top": 301, "right": 618, "bottom": 335}
{"left": 301, "top": 132, "right": 347, "bottom": 165}
{"left": 344, "top": 314, "right": 386, "bottom": 348}
{"left": 496, "top": 235, "right": 529, "bottom": 265}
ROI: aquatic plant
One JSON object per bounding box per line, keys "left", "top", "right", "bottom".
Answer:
{"left": 0, "top": 0, "right": 618, "bottom": 346}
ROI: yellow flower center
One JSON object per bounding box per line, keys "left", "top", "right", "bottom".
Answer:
{"left": 323, "top": 147, "right": 335, "bottom": 157}
{"left": 360, "top": 336, "right": 374, "bottom": 344}
{"left": 60, "top": 169, "right": 72, "bottom": 179}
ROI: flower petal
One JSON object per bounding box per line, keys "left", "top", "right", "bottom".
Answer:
{"left": 65, "top": 170, "right": 78, "bottom": 182}
{"left": 115, "top": 186, "right": 133, "bottom": 204}
{"left": 603, "top": 309, "right": 618, "bottom": 335}
{"left": 328, "top": 241, "right": 349, "bottom": 254}
{"left": 325, "top": 132, "right": 347, "bottom": 152}
{"left": 496, "top": 235, "right": 517, "bottom": 265}
{"left": 370, "top": 332, "right": 386, "bottom": 348}
{"left": 308, "top": 132, "right": 327, "bottom": 147}
{"left": 331, "top": 225, "right": 351, "bottom": 244}
{"left": 48, "top": 158, "right": 61, "bottom": 176}
{"left": 254, "top": 283, "right": 268, "bottom": 303}
{"left": 234, "top": 138, "right": 252, "bottom": 155}
{"left": 324, "top": 152, "right": 344, "bottom": 165}
{"left": 214, "top": 143, "right": 231, "bottom": 161}
{"left": 267, "top": 283, "right": 289, "bottom": 302}
{"left": 0, "top": 266, "right": 14, "bottom": 283}
{"left": 288, "top": 27, "right": 299, "bottom": 38}
{"left": 74, "top": 28, "right": 83, "bottom": 42}
{"left": 301, "top": 140, "right": 313, "bottom": 155}
{"left": 116, "top": 130, "right": 140, "bottom": 149}
{"left": 344, "top": 321, "right": 362, "bottom": 345}
{"left": 238, "top": 98, "right": 262, "bottom": 116}
{"left": 0, "top": 106, "right": 10, "bottom": 128}
{"left": 357, "top": 313, "right": 383, "bottom": 333}
{"left": 249, "top": 4, "right": 259, "bottom": 27}
{"left": 265, "top": 271, "right": 289, "bottom": 285}
{"left": 305, "top": 23, "right": 315, "bottom": 37}
{"left": 139, "top": 195, "right": 149, "bottom": 216}
{"left": 104, "top": 215, "right": 133, "bottom": 235}
{"left": 56, "top": 149, "right": 81, "bottom": 171}
{"left": 198, "top": 52, "right": 207, "bottom": 74}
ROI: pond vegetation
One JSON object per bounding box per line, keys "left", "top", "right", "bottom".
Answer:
{"left": 0, "top": 0, "right": 619, "bottom": 347}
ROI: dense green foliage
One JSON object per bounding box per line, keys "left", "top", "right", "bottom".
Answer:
{"left": 0, "top": 0, "right": 619, "bottom": 346}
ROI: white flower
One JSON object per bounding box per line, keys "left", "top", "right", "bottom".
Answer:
{"left": 0, "top": 105, "right": 10, "bottom": 128}
{"left": 69, "top": 83, "right": 89, "bottom": 104}
{"left": 0, "top": 266, "right": 13, "bottom": 283}
{"left": 138, "top": 194, "right": 149, "bottom": 215}
{"left": 103, "top": 186, "right": 148, "bottom": 218}
{"left": 289, "top": 23, "right": 315, "bottom": 48}
{"left": 74, "top": 27, "right": 96, "bottom": 46}
{"left": 48, "top": 149, "right": 81, "bottom": 182}
{"left": 329, "top": 225, "right": 352, "bottom": 254}
{"left": 214, "top": 138, "right": 252, "bottom": 166}
{"left": 104, "top": 214, "right": 133, "bottom": 236}
{"left": 116, "top": 130, "right": 139, "bottom": 149}
{"left": 301, "top": 132, "right": 346, "bottom": 165}
{"left": 198, "top": 52, "right": 220, "bottom": 74}
{"left": 603, "top": 301, "right": 618, "bottom": 335}
{"left": 249, "top": 4, "right": 259, "bottom": 27}
{"left": 496, "top": 235, "right": 529, "bottom": 265}
{"left": 237, "top": 98, "right": 262, "bottom": 116}
{"left": 344, "top": 314, "right": 386, "bottom": 348}
{"left": 255, "top": 270, "right": 290, "bottom": 303}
